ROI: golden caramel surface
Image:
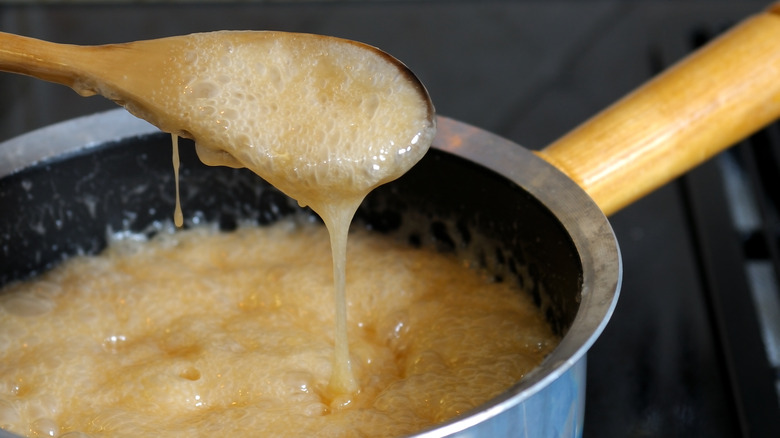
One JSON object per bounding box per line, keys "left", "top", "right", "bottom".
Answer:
{"left": 0, "top": 222, "right": 556, "bottom": 437}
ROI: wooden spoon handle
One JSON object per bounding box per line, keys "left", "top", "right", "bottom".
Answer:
{"left": 0, "top": 32, "right": 98, "bottom": 93}
{"left": 536, "top": 3, "right": 780, "bottom": 216}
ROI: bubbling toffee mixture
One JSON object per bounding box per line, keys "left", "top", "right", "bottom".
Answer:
{"left": 0, "top": 222, "right": 559, "bottom": 437}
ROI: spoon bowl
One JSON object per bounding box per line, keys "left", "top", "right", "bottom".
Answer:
{"left": 0, "top": 30, "right": 437, "bottom": 210}
{"left": 0, "top": 30, "right": 434, "bottom": 137}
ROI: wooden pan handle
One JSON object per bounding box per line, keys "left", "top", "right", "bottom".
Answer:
{"left": 536, "top": 3, "right": 780, "bottom": 216}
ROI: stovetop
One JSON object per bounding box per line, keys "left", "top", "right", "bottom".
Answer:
{"left": 1, "top": 1, "right": 778, "bottom": 437}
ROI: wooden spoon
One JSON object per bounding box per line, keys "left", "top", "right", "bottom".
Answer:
{"left": 0, "top": 30, "right": 434, "bottom": 136}
{"left": 0, "top": 30, "right": 436, "bottom": 205}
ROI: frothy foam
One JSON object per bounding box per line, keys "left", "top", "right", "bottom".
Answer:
{"left": 0, "top": 223, "right": 558, "bottom": 437}
{"left": 158, "top": 32, "right": 435, "bottom": 212}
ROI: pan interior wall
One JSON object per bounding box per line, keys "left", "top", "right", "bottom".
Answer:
{"left": 0, "top": 133, "right": 583, "bottom": 335}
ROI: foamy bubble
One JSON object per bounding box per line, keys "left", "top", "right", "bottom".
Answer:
{"left": 407, "top": 350, "right": 447, "bottom": 375}
{"left": 281, "top": 371, "right": 314, "bottom": 394}
{"left": 301, "top": 402, "right": 327, "bottom": 417}
{"left": 59, "top": 432, "right": 92, "bottom": 438}
{"left": 186, "top": 81, "right": 220, "bottom": 99}
{"left": 28, "top": 417, "right": 58, "bottom": 437}
{"left": 0, "top": 399, "right": 20, "bottom": 429}
{"left": 183, "top": 51, "right": 198, "bottom": 64}
{"left": 179, "top": 367, "right": 201, "bottom": 381}
{"left": 1, "top": 288, "right": 57, "bottom": 317}
{"left": 101, "top": 335, "right": 128, "bottom": 354}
